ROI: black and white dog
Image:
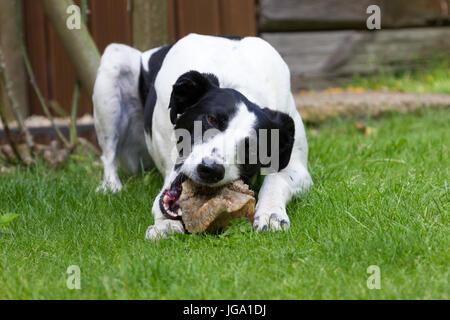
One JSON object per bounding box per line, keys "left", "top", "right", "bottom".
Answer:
{"left": 93, "top": 34, "right": 312, "bottom": 240}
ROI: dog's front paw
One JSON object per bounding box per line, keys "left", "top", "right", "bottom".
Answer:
{"left": 96, "top": 179, "right": 123, "bottom": 194}
{"left": 253, "top": 207, "right": 290, "bottom": 232}
{"left": 145, "top": 219, "right": 185, "bottom": 241}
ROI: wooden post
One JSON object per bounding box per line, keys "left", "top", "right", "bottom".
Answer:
{"left": 132, "top": 0, "right": 169, "bottom": 51}
{"left": 0, "top": 0, "right": 29, "bottom": 121}
{"left": 41, "top": 0, "right": 100, "bottom": 97}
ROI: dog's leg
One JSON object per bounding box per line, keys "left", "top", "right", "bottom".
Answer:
{"left": 145, "top": 172, "right": 185, "bottom": 241}
{"left": 93, "top": 43, "right": 143, "bottom": 193}
{"left": 145, "top": 193, "right": 185, "bottom": 241}
{"left": 254, "top": 93, "right": 313, "bottom": 231}
{"left": 253, "top": 150, "right": 313, "bottom": 232}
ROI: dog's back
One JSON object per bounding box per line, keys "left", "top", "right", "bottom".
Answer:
{"left": 148, "top": 33, "right": 292, "bottom": 116}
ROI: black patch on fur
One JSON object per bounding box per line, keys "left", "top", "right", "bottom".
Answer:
{"left": 169, "top": 71, "right": 221, "bottom": 125}
{"left": 170, "top": 71, "right": 238, "bottom": 158}
{"left": 259, "top": 107, "right": 295, "bottom": 171}
{"left": 169, "top": 71, "right": 295, "bottom": 179}
{"left": 140, "top": 35, "right": 240, "bottom": 138}
{"left": 219, "top": 35, "right": 242, "bottom": 41}
{"left": 139, "top": 44, "right": 174, "bottom": 137}
{"left": 237, "top": 94, "right": 295, "bottom": 177}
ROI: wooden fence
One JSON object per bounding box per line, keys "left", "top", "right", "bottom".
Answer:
{"left": 2, "top": 0, "right": 450, "bottom": 118}
{"left": 259, "top": 0, "right": 450, "bottom": 90}
{"left": 20, "top": 0, "right": 256, "bottom": 117}
{"left": 24, "top": 0, "right": 131, "bottom": 116}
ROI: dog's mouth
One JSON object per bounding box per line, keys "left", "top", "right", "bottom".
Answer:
{"left": 159, "top": 173, "right": 187, "bottom": 220}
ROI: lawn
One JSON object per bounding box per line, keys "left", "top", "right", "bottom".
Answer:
{"left": 0, "top": 108, "right": 448, "bottom": 299}
{"left": 344, "top": 56, "right": 450, "bottom": 94}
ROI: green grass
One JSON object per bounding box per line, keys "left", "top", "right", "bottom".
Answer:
{"left": 344, "top": 56, "right": 450, "bottom": 94}
{"left": 0, "top": 109, "right": 449, "bottom": 299}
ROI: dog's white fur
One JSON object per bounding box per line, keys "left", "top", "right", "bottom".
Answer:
{"left": 93, "top": 34, "right": 312, "bottom": 240}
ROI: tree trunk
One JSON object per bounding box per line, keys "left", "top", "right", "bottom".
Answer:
{"left": 0, "top": 0, "right": 28, "bottom": 121}
{"left": 132, "top": 0, "right": 168, "bottom": 51}
{"left": 41, "top": 0, "right": 100, "bottom": 97}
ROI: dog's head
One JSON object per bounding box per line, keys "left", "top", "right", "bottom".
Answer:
{"left": 159, "top": 71, "right": 295, "bottom": 219}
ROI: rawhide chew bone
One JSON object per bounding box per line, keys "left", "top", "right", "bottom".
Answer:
{"left": 179, "top": 179, "right": 255, "bottom": 233}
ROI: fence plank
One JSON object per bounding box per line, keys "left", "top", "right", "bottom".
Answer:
{"left": 90, "top": 0, "right": 132, "bottom": 54}
{"left": 259, "top": 0, "right": 450, "bottom": 31}
{"left": 46, "top": 21, "right": 77, "bottom": 115}
{"left": 175, "top": 0, "right": 221, "bottom": 38}
{"left": 167, "top": 0, "right": 178, "bottom": 42}
{"left": 219, "top": 0, "right": 256, "bottom": 37}
{"left": 23, "top": 0, "right": 50, "bottom": 115}
{"left": 262, "top": 27, "right": 450, "bottom": 90}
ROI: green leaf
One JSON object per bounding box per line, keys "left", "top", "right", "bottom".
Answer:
{"left": 0, "top": 213, "right": 19, "bottom": 228}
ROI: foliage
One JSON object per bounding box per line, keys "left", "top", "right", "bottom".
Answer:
{"left": 0, "top": 213, "right": 18, "bottom": 230}
{"left": 345, "top": 55, "right": 450, "bottom": 94}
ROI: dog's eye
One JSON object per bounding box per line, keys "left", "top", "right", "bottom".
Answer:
{"left": 207, "top": 115, "right": 219, "bottom": 128}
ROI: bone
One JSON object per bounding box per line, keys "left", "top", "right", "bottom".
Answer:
{"left": 179, "top": 179, "right": 255, "bottom": 233}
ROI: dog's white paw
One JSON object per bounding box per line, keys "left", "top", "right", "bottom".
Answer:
{"left": 253, "top": 207, "right": 290, "bottom": 232}
{"left": 145, "top": 219, "right": 185, "bottom": 241}
{"left": 96, "top": 179, "right": 123, "bottom": 194}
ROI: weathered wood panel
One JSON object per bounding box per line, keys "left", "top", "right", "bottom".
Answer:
{"left": 262, "top": 27, "right": 450, "bottom": 90}
{"left": 219, "top": 0, "right": 257, "bottom": 37}
{"left": 169, "top": 0, "right": 256, "bottom": 39}
{"left": 21, "top": 0, "right": 255, "bottom": 117}
{"left": 23, "top": 0, "right": 51, "bottom": 116}
{"left": 175, "top": 0, "right": 221, "bottom": 38}
{"left": 90, "top": 0, "right": 132, "bottom": 54}
{"left": 259, "top": 0, "right": 450, "bottom": 31}
{"left": 23, "top": 0, "right": 131, "bottom": 116}
{"left": 46, "top": 21, "right": 80, "bottom": 115}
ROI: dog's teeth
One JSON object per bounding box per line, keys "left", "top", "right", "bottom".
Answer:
{"left": 177, "top": 208, "right": 182, "bottom": 216}
{"left": 163, "top": 195, "right": 169, "bottom": 203}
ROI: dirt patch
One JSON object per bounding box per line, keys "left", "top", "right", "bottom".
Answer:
{"left": 0, "top": 114, "right": 94, "bottom": 130}
{"left": 295, "top": 91, "right": 450, "bottom": 123}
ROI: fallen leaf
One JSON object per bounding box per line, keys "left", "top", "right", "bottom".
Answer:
{"left": 364, "top": 127, "right": 377, "bottom": 136}
{"left": 354, "top": 121, "right": 365, "bottom": 131}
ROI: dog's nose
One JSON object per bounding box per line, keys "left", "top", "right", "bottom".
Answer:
{"left": 197, "top": 158, "right": 225, "bottom": 183}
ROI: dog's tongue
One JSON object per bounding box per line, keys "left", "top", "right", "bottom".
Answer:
{"left": 166, "top": 189, "right": 178, "bottom": 199}
{"left": 160, "top": 174, "right": 187, "bottom": 219}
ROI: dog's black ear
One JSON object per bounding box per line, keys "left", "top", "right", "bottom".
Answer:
{"left": 169, "top": 71, "right": 219, "bottom": 124}
{"left": 261, "top": 108, "right": 295, "bottom": 171}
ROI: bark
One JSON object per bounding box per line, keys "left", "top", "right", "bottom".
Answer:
{"left": 0, "top": 0, "right": 28, "bottom": 121}
{"left": 0, "top": 48, "right": 34, "bottom": 151}
{"left": 41, "top": 0, "right": 100, "bottom": 97}
{"left": 132, "top": 0, "right": 168, "bottom": 51}
{"left": 0, "top": 99, "right": 22, "bottom": 163}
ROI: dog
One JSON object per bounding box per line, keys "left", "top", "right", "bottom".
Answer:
{"left": 93, "top": 33, "right": 312, "bottom": 240}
